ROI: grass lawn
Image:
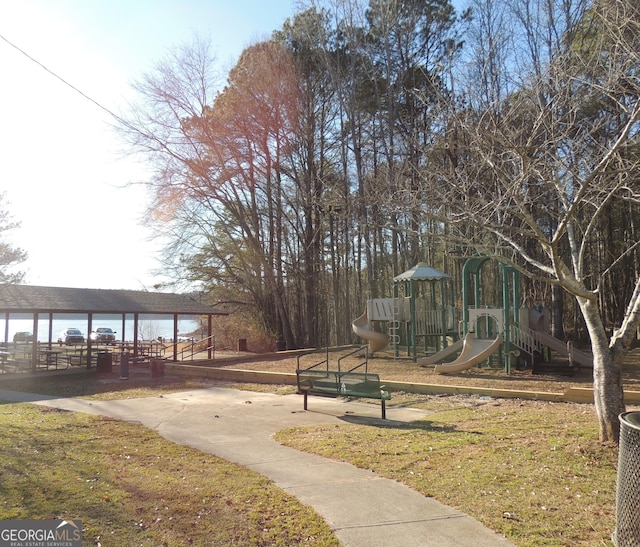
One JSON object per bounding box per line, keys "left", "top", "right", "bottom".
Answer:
{"left": 0, "top": 372, "right": 624, "bottom": 546}
{"left": 277, "top": 394, "right": 619, "bottom": 546}
{"left": 0, "top": 374, "right": 337, "bottom": 546}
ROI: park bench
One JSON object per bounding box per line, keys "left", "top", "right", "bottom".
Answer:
{"left": 295, "top": 368, "right": 391, "bottom": 419}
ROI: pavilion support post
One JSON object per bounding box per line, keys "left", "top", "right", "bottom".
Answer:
{"left": 31, "top": 313, "right": 39, "bottom": 372}
{"left": 173, "top": 314, "right": 178, "bottom": 361}
{"left": 47, "top": 313, "right": 53, "bottom": 348}
{"left": 133, "top": 314, "right": 139, "bottom": 358}
{"left": 87, "top": 313, "right": 93, "bottom": 369}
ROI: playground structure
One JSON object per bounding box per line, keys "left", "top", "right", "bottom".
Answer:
{"left": 351, "top": 263, "right": 457, "bottom": 357}
{"left": 352, "top": 258, "right": 592, "bottom": 374}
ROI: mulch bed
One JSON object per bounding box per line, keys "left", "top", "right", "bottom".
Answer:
{"left": 210, "top": 346, "right": 640, "bottom": 395}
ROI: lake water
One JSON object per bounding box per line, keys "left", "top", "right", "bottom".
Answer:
{"left": 1, "top": 316, "right": 201, "bottom": 343}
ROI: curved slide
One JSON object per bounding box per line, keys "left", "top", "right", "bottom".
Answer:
{"left": 352, "top": 309, "right": 389, "bottom": 354}
{"left": 432, "top": 332, "right": 503, "bottom": 375}
{"left": 416, "top": 338, "right": 464, "bottom": 366}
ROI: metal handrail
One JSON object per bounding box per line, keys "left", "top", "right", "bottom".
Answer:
{"left": 296, "top": 345, "right": 369, "bottom": 375}
{"left": 297, "top": 350, "right": 328, "bottom": 371}
{"left": 338, "top": 345, "right": 369, "bottom": 374}
{"left": 169, "top": 335, "right": 216, "bottom": 361}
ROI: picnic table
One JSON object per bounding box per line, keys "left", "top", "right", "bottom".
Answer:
{"left": 38, "top": 349, "right": 63, "bottom": 369}
{"left": 0, "top": 348, "right": 10, "bottom": 373}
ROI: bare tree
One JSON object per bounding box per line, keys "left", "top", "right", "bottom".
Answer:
{"left": 120, "top": 37, "right": 319, "bottom": 348}
{"left": 424, "top": 0, "right": 640, "bottom": 442}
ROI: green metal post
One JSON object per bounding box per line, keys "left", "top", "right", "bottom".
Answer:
{"left": 502, "top": 265, "right": 510, "bottom": 374}
{"left": 462, "top": 260, "right": 471, "bottom": 336}
{"left": 393, "top": 282, "right": 399, "bottom": 358}
{"left": 441, "top": 278, "right": 448, "bottom": 349}
{"left": 410, "top": 279, "right": 416, "bottom": 361}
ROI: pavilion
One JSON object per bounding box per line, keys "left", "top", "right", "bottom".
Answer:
{"left": 0, "top": 284, "right": 227, "bottom": 370}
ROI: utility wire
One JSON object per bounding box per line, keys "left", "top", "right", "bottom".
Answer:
{"left": 1, "top": 31, "right": 181, "bottom": 164}
{"left": 0, "top": 32, "right": 126, "bottom": 124}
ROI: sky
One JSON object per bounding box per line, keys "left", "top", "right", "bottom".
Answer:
{"left": 0, "top": 0, "right": 296, "bottom": 291}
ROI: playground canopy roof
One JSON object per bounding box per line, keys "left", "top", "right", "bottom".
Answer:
{"left": 0, "top": 284, "right": 227, "bottom": 318}
{"left": 393, "top": 263, "right": 450, "bottom": 282}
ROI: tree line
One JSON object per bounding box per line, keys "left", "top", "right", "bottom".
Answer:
{"left": 121, "top": 0, "right": 640, "bottom": 442}
{"left": 0, "top": 191, "right": 27, "bottom": 284}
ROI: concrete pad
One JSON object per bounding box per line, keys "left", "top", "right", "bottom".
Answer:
{"left": 1, "top": 386, "right": 514, "bottom": 546}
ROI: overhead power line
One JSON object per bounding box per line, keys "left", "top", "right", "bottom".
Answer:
{"left": 0, "top": 32, "right": 125, "bottom": 123}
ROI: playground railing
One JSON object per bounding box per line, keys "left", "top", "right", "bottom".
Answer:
{"left": 510, "top": 325, "right": 540, "bottom": 358}
{"left": 337, "top": 345, "right": 369, "bottom": 374}
{"left": 412, "top": 307, "right": 459, "bottom": 336}
{"left": 510, "top": 325, "right": 593, "bottom": 368}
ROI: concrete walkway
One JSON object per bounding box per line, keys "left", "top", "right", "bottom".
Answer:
{"left": 0, "top": 387, "right": 514, "bottom": 547}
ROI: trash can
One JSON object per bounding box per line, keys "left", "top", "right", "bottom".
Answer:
{"left": 237, "top": 338, "right": 247, "bottom": 352}
{"left": 614, "top": 412, "right": 640, "bottom": 546}
{"left": 96, "top": 352, "right": 112, "bottom": 373}
{"left": 120, "top": 352, "right": 129, "bottom": 380}
{"left": 150, "top": 359, "right": 165, "bottom": 378}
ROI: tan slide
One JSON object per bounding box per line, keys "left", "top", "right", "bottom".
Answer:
{"left": 534, "top": 331, "right": 592, "bottom": 368}
{"left": 416, "top": 338, "right": 464, "bottom": 366}
{"left": 433, "top": 332, "right": 503, "bottom": 374}
{"left": 352, "top": 309, "right": 389, "bottom": 354}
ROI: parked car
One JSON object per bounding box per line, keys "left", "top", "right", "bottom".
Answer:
{"left": 90, "top": 327, "right": 116, "bottom": 344}
{"left": 58, "top": 328, "right": 85, "bottom": 345}
{"left": 13, "top": 331, "right": 34, "bottom": 343}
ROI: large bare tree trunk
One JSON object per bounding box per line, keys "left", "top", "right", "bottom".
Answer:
{"left": 578, "top": 296, "right": 625, "bottom": 442}
{"left": 551, "top": 284, "right": 565, "bottom": 340}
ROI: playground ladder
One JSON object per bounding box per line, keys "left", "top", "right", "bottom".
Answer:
{"left": 388, "top": 300, "right": 401, "bottom": 350}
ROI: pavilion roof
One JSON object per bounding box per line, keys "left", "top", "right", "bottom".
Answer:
{"left": 0, "top": 284, "right": 226, "bottom": 317}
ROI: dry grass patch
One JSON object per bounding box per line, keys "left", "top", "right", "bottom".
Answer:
{"left": 0, "top": 403, "right": 338, "bottom": 546}
{"left": 276, "top": 395, "right": 618, "bottom": 546}
{"left": 1, "top": 363, "right": 628, "bottom": 546}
